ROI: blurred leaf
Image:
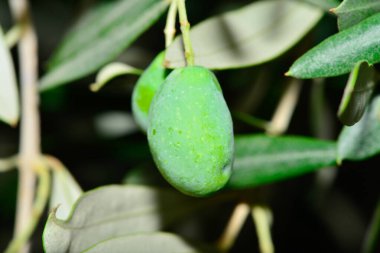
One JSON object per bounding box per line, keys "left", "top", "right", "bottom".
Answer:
{"left": 226, "top": 135, "right": 337, "bottom": 189}
{"left": 165, "top": 0, "right": 322, "bottom": 69}
{"left": 337, "top": 96, "right": 380, "bottom": 162}
{"left": 0, "top": 26, "right": 19, "bottom": 125}
{"left": 90, "top": 62, "right": 142, "bottom": 92}
{"left": 50, "top": 166, "right": 83, "bottom": 220}
{"left": 43, "top": 185, "right": 216, "bottom": 253}
{"left": 82, "top": 232, "right": 217, "bottom": 253}
{"left": 333, "top": 0, "right": 380, "bottom": 30}
{"left": 287, "top": 12, "right": 380, "bottom": 78}
{"left": 123, "top": 165, "right": 168, "bottom": 187}
{"left": 302, "top": 0, "right": 340, "bottom": 11}
{"left": 338, "top": 61, "right": 375, "bottom": 126}
{"left": 94, "top": 111, "right": 138, "bottom": 138}
{"left": 40, "top": 0, "right": 168, "bottom": 91}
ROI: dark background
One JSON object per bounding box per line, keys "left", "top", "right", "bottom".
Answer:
{"left": 0, "top": 0, "right": 379, "bottom": 252}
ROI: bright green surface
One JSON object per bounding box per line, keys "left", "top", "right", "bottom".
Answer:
{"left": 288, "top": 12, "right": 380, "bottom": 78}
{"left": 132, "top": 52, "right": 167, "bottom": 132}
{"left": 227, "top": 135, "right": 337, "bottom": 189}
{"left": 148, "top": 67, "right": 234, "bottom": 196}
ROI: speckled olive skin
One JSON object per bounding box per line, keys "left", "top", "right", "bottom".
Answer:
{"left": 148, "top": 66, "right": 234, "bottom": 196}
{"left": 132, "top": 52, "right": 168, "bottom": 132}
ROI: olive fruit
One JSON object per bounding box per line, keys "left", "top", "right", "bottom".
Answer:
{"left": 148, "top": 66, "right": 234, "bottom": 196}
{"left": 132, "top": 52, "right": 168, "bottom": 132}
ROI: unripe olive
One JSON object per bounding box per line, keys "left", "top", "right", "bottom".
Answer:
{"left": 148, "top": 66, "right": 234, "bottom": 197}
{"left": 132, "top": 52, "right": 168, "bottom": 132}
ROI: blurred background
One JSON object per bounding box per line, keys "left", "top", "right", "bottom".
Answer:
{"left": 0, "top": 0, "right": 379, "bottom": 252}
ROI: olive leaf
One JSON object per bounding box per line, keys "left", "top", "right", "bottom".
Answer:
{"left": 165, "top": 0, "right": 322, "bottom": 69}
{"left": 337, "top": 61, "right": 375, "bottom": 126}
{"left": 81, "top": 232, "right": 217, "bottom": 253}
{"left": 302, "top": 0, "right": 340, "bottom": 11}
{"left": 40, "top": 0, "right": 168, "bottom": 91}
{"left": 287, "top": 12, "right": 380, "bottom": 78}
{"left": 332, "top": 0, "right": 380, "bottom": 30}
{"left": 90, "top": 62, "right": 142, "bottom": 92}
{"left": 226, "top": 135, "right": 337, "bottom": 189}
{"left": 0, "top": 26, "right": 19, "bottom": 126}
{"left": 50, "top": 166, "right": 83, "bottom": 220}
{"left": 337, "top": 96, "right": 380, "bottom": 163}
{"left": 43, "top": 185, "right": 218, "bottom": 253}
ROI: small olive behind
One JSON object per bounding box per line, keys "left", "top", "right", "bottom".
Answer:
{"left": 132, "top": 52, "right": 168, "bottom": 132}
{"left": 148, "top": 66, "right": 234, "bottom": 197}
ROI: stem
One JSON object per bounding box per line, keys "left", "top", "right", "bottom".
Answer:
{"left": 232, "top": 111, "right": 269, "bottom": 131}
{"left": 176, "top": 0, "right": 194, "bottom": 66}
{"left": 217, "top": 202, "right": 250, "bottom": 252}
{"left": 267, "top": 79, "right": 302, "bottom": 135}
{"left": 362, "top": 198, "right": 380, "bottom": 253}
{"left": 9, "top": 0, "right": 40, "bottom": 252}
{"left": 5, "top": 24, "right": 24, "bottom": 48}
{"left": 4, "top": 164, "right": 50, "bottom": 253}
{"left": 164, "top": 0, "right": 177, "bottom": 48}
{"left": 0, "top": 155, "right": 18, "bottom": 172}
{"left": 252, "top": 205, "right": 275, "bottom": 253}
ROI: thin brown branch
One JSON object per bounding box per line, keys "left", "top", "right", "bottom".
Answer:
{"left": 8, "top": 0, "right": 40, "bottom": 252}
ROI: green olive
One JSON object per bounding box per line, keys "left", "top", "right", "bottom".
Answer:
{"left": 132, "top": 52, "right": 168, "bottom": 132}
{"left": 147, "top": 66, "right": 234, "bottom": 196}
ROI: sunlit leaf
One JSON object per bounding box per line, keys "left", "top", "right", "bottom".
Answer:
{"left": 40, "top": 0, "right": 168, "bottom": 91}
{"left": 43, "top": 185, "right": 217, "bottom": 253}
{"left": 226, "top": 135, "right": 337, "bottom": 189}
{"left": 287, "top": 12, "right": 380, "bottom": 78}
{"left": 337, "top": 96, "right": 380, "bottom": 162}
{"left": 338, "top": 61, "right": 375, "bottom": 126}
{"left": 82, "top": 232, "right": 217, "bottom": 253}
{"left": 90, "top": 62, "right": 142, "bottom": 92}
{"left": 165, "top": 0, "right": 322, "bottom": 69}
{"left": 302, "top": 0, "right": 340, "bottom": 11}
{"left": 332, "top": 0, "right": 380, "bottom": 30}
{"left": 0, "top": 26, "right": 19, "bottom": 125}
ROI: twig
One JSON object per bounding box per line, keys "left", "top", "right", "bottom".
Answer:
{"left": 0, "top": 155, "right": 18, "bottom": 172}
{"left": 362, "top": 198, "right": 380, "bottom": 253}
{"left": 164, "top": 0, "right": 177, "bottom": 48}
{"left": 266, "top": 79, "right": 302, "bottom": 135}
{"left": 5, "top": 24, "right": 24, "bottom": 48}
{"left": 252, "top": 205, "right": 275, "bottom": 253}
{"left": 4, "top": 164, "right": 50, "bottom": 253}
{"left": 217, "top": 202, "right": 250, "bottom": 252}
{"left": 8, "top": 0, "right": 40, "bottom": 252}
{"left": 176, "top": 0, "right": 194, "bottom": 66}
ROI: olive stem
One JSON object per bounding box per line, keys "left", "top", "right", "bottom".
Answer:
{"left": 232, "top": 111, "right": 269, "bottom": 131}
{"left": 251, "top": 205, "right": 275, "bottom": 253}
{"left": 8, "top": 0, "right": 41, "bottom": 251}
{"left": 362, "top": 198, "right": 380, "bottom": 253}
{"left": 266, "top": 79, "right": 302, "bottom": 135}
{"left": 164, "top": 0, "right": 177, "bottom": 48}
{"left": 176, "top": 0, "right": 195, "bottom": 66}
{"left": 216, "top": 202, "right": 250, "bottom": 252}
{"left": 0, "top": 155, "right": 18, "bottom": 172}
{"left": 4, "top": 163, "right": 50, "bottom": 253}
{"left": 4, "top": 23, "right": 24, "bottom": 48}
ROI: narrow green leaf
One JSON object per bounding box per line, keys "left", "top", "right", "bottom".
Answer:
{"left": 50, "top": 167, "right": 83, "bottom": 220}
{"left": 0, "top": 26, "right": 19, "bottom": 125}
{"left": 338, "top": 61, "right": 375, "bottom": 126}
{"left": 337, "top": 96, "right": 380, "bottom": 162}
{"left": 43, "top": 185, "right": 214, "bottom": 253}
{"left": 226, "top": 135, "right": 337, "bottom": 189}
{"left": 287, "top": 12, "right": 380, "bottom": 78}
{"left": 39, "top": 0, "right": 168, "bottom": 91}
{"left": 165, "top": 0, "right": 322, "bottom": 69}
{"left": 333, "top": 0, "right": 380, "bottom": 30}
{"left": 302, "top": 0, "right": 340, "bottom": 11}
{"left": 82, "top": 232, "right": 217, "bottom": 253}
{"left": 90, "top": 62, "right": 142, "bottom": 92}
